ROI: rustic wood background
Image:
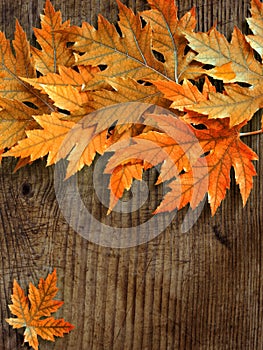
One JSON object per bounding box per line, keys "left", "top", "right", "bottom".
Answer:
{"left": 0, "top": 0, "right": 262, "bottom": 349}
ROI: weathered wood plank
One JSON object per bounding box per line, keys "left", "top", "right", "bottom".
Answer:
{"left": 0, "top": 1, "right": 262, "bottom": 349}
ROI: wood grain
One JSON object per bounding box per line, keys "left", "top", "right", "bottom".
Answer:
{"left": 0, "top": 1, "right": 262, "bottom": 349}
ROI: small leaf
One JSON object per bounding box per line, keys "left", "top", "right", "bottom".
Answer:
{"left": 6, "top": 269, "right": 74, "bottom": 350}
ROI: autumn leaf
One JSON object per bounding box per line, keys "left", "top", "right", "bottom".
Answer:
{"left": 0, "top": 20, "right": 52, "bottom": 111}
{"left": 4, "top": 113, "right": 75, "bottom": 165}
{"left": 246, "top": 0, "right": 263, "bottom": 59}
{"left": 184, "top": 26, "right": 263, "bottom": 84}
{"left": 57, "top": 102, "right": 152, "bottom": 178}
{"left": 183, "top": 19, "right": 263, "bottom": 125}
{"left": 0, "top": 20, "right": 35, "bottom": 101}
{"left": 104, "top": 113, "right": 257, "bottom": 215}
{"left": 6, "top": 269, "right": 74, "bottom": 350}
{"left": 22, "top": 65, "right": 100, "bottom": 93}
{"left": 181, "top": 84, "right": 263, "bottom": 126}
{"left": 106, "top": 160, "right": 144, "bottom": 212}
{"left": 104, "top": 113, "right": 205, "bottom": 212}
{"left": 31, "top": 0, "right": 75, "bottom": 74}
{"left": 0, "top": 15, "right": 55, "bottom": 152}
{"left": 63, "top": 0, "right": 204, "bottom": 90}
{"left": 157, "top": 115, "right": 258, "bottom": 215}
{"left": 140, "top": 0, "right": 205, "bottom": 82}
{"left": 154, "top": 78, "right": 262, "bottom": 126}
{"left": 64, "top": 0, "right": 163, "bottom": 88}
{"left": 0, "top": 98, "right": 39, "bottom": 149}
{"left": 89, "top": 78, "right": 169, "bottom": 110}
{"left": 153, "top": 78, "right": 208, "bottom": 111}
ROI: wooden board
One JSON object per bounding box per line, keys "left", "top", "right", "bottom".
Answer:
{"left": 0, "top": 0, "right": 262, "bottom": 349}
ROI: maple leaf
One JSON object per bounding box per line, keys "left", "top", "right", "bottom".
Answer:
{"left": 156, "top": 115, "right": 258, "bottom": 215}
{"left": 0, "top": 20, "right": 35, "bottom": 101}
{"left": 4, "top": 113, "right": 75, "bottom": 165}
{"left": 153, "top": 78, "right": 210, "bottom": 111}
{"left": 0, "top": 16, "right": 55, "bottom": 152}
{"left": 6, "top": 269, "right": 74, "bottom": 350}
{"left": 31, "top": 0, "right": 75, "bottom": 74}
{"left": 106, "top": 160, "right": 144, "bottom": 212}
{"left": 180, "top": 84, "right": 263, "bottom": 126}
{"left": 63, "top": 0, "right": 204, "bottom": 91}
{"left": 140, "top": 0, "right": 205, "bottom": 82}
{"left": 89, "top": 78, "right": 169, "bottom": 110}
{"left": 22, "top": 65, "right": 101, "bottom": 121}
{"left": 65, "top": 0, "right": 164, "bottom": 87}
{"left": 0, "top": 98, "right": 40, "bottom": 149}
{"left": 105, "top": 113, "right": 257, "bottom": 215}
{"left": 57, "top": 102, "right": 153, "bottom": 178}
{"left": 182, "top": 19, "right": 263, "bottom": 125}
{"left": 37, "top": 84, "right": 92, "bottom": 118}
{"left": 153, "top": 78, "right": 262, "bottom": 126}
{"left": 104, "top": 113, "right": 205, "bottom": 212}
{"left": 23, "top": 65, "right": 100, "bottom": 94}
{"left": 184, "top": 26, "right": 263, "bottom": 84}
{"left": 0, "top": 20, "right": 52, "bottom": 111}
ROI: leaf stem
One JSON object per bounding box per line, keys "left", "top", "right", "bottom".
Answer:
{"left": 240, "top": 129, "right": 263, "bottom": 137}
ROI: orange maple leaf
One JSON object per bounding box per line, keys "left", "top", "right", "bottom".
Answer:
{"left": 153, "top": 77, "right": 262, "bottom": 127}
{"left": 104, "top": 113, "right": 257, "bottom": 215}
{"left": 6, "top": 269, "right": 74, "bottom": 350}
{"left": 56, "top": 102, "right": 152, "bottom": 178}
{"left": 0, "top": 98, "right": 39, "bottom": 149}
{"left": 63, "top": 0, "right": 204, "bottom": 89}
{"left": 106, "top": 160, "right": 144, "bottom": 212}
{"left": 22, "top": 65, "right": 100, "bottom": 94}
{"left": 140, "top": 0, "right": 205, "bottom": 82}
{"left": 0, "top": 20, "right": 52, "bottom": 110}
{"left": 4, "top": 113, "right": 75, "bottom": 165}
{"left": 31, "top": 0, "right": 75, "bottom": 74}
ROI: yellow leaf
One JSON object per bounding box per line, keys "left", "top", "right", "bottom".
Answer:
{"left": 153, "top": 79, "right": 206, "bottom": 110}
{"left": 246, "top": 0, "right": 263, "bottom": 58}
{"left": 39, "top": 84, "right": 92, "bottom": 117}
{"left": 185, "top": 84, "right": 263, "bottom": 126}
{"left": 64, "top": 0, "right": 166, "bottom": 89}
{"left": 0, "top": 98, "right": 39, "bottom": 149}
{"left": 22, "top": 65, "right": 100, "bottom": 94}
{"left": 90, "top": 78, "right": 168, "bottom": 110}
{"left": 185, "top": 27, "right": 263, "bottom": 84}
{"left": 5, "top": 113, "right": 75, "bottom": 165}
{"left": 0, "top": 21, "right": 52, "bottom": 111}
{"left": 58, "top": 102, "right": 151, "bottom": 178}
{"left": 31, "top": 0, "right": 75, "bottom": 74}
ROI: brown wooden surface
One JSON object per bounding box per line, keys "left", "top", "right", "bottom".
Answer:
{"left": 0, "top": 0, "right": 262, "bottom": 349}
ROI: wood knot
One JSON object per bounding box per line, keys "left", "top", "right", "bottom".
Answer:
{"left": 21, "top": 182, "right": 34, "bottom": 197}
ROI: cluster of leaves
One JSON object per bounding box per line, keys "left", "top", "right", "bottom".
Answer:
{"left": 0, "top": 0, "right": 262, "bottom": 215}
{"left": 6, "top": 269, "right": 74, "bottom": 349}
